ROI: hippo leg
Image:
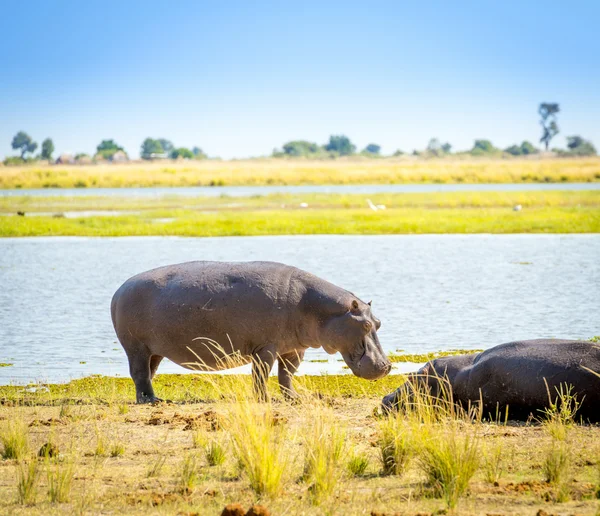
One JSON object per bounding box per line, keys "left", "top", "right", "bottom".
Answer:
{"left": 126, "top": 345, "right": 162, "bottom": 404}
{"left": 278, "top": 351, "right": 304, "bottom": 401}
{"left": 252, "top": 347, "right": 276, "bottom": 402}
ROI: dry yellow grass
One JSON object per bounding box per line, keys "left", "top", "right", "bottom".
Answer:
{"left": 1, "top": 157, "right": 599, "bottom": 188}
{"left": 1, "top": 399, "right": 599, "bottom": 515}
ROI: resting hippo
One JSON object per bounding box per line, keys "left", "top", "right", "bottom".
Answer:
{"left": 382, "top": 339, "right": 600, "bottom": 422}
{"left": 111, "top": 261, "right": 391, "bottom": 403}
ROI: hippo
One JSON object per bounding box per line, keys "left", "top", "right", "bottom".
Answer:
{"left": 111, "top": 261, "right": 391, "bottom": 403}
{"left": 382, "top": 339, "right": 600, "bottom": 422}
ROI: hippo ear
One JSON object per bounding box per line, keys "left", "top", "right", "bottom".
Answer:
{"left": 351, "top": 299, "right": 359, "bottom": 311}
{"left": 368, "top": 300, "right": 372, "bottom": 306}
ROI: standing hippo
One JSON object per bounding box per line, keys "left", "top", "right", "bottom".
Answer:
{"left": 111, "top": 261, "right": 391, "bottom": 403}
{"left": 382, "top": 339, "right": 600, "bottom": 422}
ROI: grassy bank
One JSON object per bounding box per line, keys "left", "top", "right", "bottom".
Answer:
{"left": 2, "top": 191, "right": 599, "bottom": 236}
{"left": 1, "top": 157, "right": 600, "bottom": 188}
{"left": 1, "top": 374, "right": 599, "bottom": 515}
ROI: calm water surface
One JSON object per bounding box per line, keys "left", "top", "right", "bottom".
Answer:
{"left": 1, "top": 182, "right": 599, "bottom": 198}
{"left": 0, "top": 235, "right": 598, "bottom": 384}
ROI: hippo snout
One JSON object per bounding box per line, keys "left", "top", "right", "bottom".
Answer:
{"left": 357, "top": 358, "right": 392, "bottom": 380}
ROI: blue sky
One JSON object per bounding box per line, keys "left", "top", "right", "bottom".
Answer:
{"left": 1, "top": 1, "right": 598, "bottom": 159}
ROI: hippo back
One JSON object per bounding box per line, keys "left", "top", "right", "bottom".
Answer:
{"left": 456, "top": 339, "right": 600, "bottom": 422}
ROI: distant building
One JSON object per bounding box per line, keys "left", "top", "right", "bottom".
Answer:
{"left": 110, "top": 150, "right": 128, "bottom": 163}
{"left": 75, "top": 155, "right": 92, "bottom": 165}
{"left": 55, "top": 154, "right": 75, "bottom": 164}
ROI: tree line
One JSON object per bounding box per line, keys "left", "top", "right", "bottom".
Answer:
{"left": 3, "top": 103, "right": 597, "bottom": 164}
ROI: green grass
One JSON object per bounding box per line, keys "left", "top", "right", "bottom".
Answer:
{"left": 0, "top": 363, "right": 13, "bottom": 367}
{"left": 2, "top": 205, "right": 598, "bottom": 236}
{"left": 0, "top": 374, "right": 404, "bottom": 406}
{"left": 388, "top": 349, "right": 483, "bottom": 363}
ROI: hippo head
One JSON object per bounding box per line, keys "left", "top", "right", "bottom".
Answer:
{"left": 381, "top": 362, "right": 450, "bottom": 412}
{"left": 320, "top": 299, "right": 391, "bottom": 380}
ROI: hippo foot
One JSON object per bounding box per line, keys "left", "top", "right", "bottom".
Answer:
{"left": 136, "top": 395, "right": 163, "bottom": 405}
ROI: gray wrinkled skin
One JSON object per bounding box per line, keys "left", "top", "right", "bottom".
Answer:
{"left": 382, "top": 339, "right": 600, "bottom": 422}
{"left": 111, "top": 261, "right": 391, "bottom": 403}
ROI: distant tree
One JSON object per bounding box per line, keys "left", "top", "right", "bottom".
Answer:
{"left": 392, "top": 149, "right": 404, "bottom": 156}
{"left": 324, "top": 135, "right": 356, "bottom": 156}
{"left": 520, "top": 141, "right": 538, "bottom": 155}
{"left": 470, "top": 139, "right": 498, "bottom": 156}
{"left": 170, "top": 147, "right": 194, "bottom": 159}
{"left": 141, "top": 138, "right": 164, "bottom": 159}
{"left": 158, "top": 139, "right": 174, "bottom": 154}
{"left": 192, "top": 146, "right": 207, "bottom": 159}
{"left": 11, "top": 131, "right": 38, "bottom": 159}
{"left": 282, "top": 140, "right": 320, "bottom": 157}
{"left": 74, "top": 153, "right": 90, "bottom": 160}
{"left": 504, "top": 141, "right": 538, "bottom": 156}
{"left": 41, "top": 138, "right": 54, "bottom": 160}
{"left": 504, "top": 144, "right": 521, "bottom": 156}
{"left": 363, "top": 143, "right": 381, "bottom": 155}
{"left": 425, "top": 139, "right": 452, "bottom": 156}
{"left": 96, "top": 139, "right": 124, "bottom": 159}
{"left": 539, "top": 103, "right": 560, "bottom": 151}
{"left": 565, "top": 135, "right": 596, "bottom": 156}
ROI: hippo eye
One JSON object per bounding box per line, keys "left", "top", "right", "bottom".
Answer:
{"left": 363, "top": 321, "right": 372, "bottom": 332}
{"left": 374, "top": 318, "right": 381, "bottom": 330}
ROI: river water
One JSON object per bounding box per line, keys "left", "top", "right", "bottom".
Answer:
{"left": 1, "top": 182, "right": 599, "bottom": 198}
{"left": 0, "top": 235, "right": 598, "bottom": 385}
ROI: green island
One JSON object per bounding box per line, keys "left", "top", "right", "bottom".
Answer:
{"left": 2, "top": 190, "right": 598, "bottom": 236}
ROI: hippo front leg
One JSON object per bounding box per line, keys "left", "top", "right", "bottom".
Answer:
{"left": 252, "top": 346, "right": 276, "bottom": 402}
{"left": 278, "top": 351, "right": 305, "bottom": 401}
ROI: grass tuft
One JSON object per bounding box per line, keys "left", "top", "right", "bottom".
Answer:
{"left": 1, "top": 419, "right": 29, "bottom": 460}
{"left": 16, "top": 459, "right": 40, "bottom": 505}
{"left": 482, "top": 441, "right": 505, "bottom": 484}
{"left": 178, "top": 453, "right": 199, "bottom": 493}
{"left": 346, "top": 451, "right": 370, "bottom": 477}
{"left": 302, "top": 406, "right": 346, "bottom": 504}
{"left": 417, "top": 425, "right": 480, "bottom": 510}
{"left": 46, "top": 457, "right": 75, "bottom": 503}
{"left": 378, "top": 413, "right": 413, "bottom": 476}
{"left": 543, "top": 440, "right": 571, "bottom": 485}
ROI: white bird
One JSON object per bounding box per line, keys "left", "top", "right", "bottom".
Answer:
{"left": 299, "top": 202, "right": 308, "bottom": 208}
{"left": 513, "top": 204, "right": 522, "bottom": 211}
{"left": 366, "top": 199, "right": 378, "bottom": 211}
{"left": 367, "top": 199, "right": 386, "bottom": 211}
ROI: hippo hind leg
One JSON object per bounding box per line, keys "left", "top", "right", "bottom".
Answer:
{"left": 126, "top": 344, "right": 163, "bottom": 404}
